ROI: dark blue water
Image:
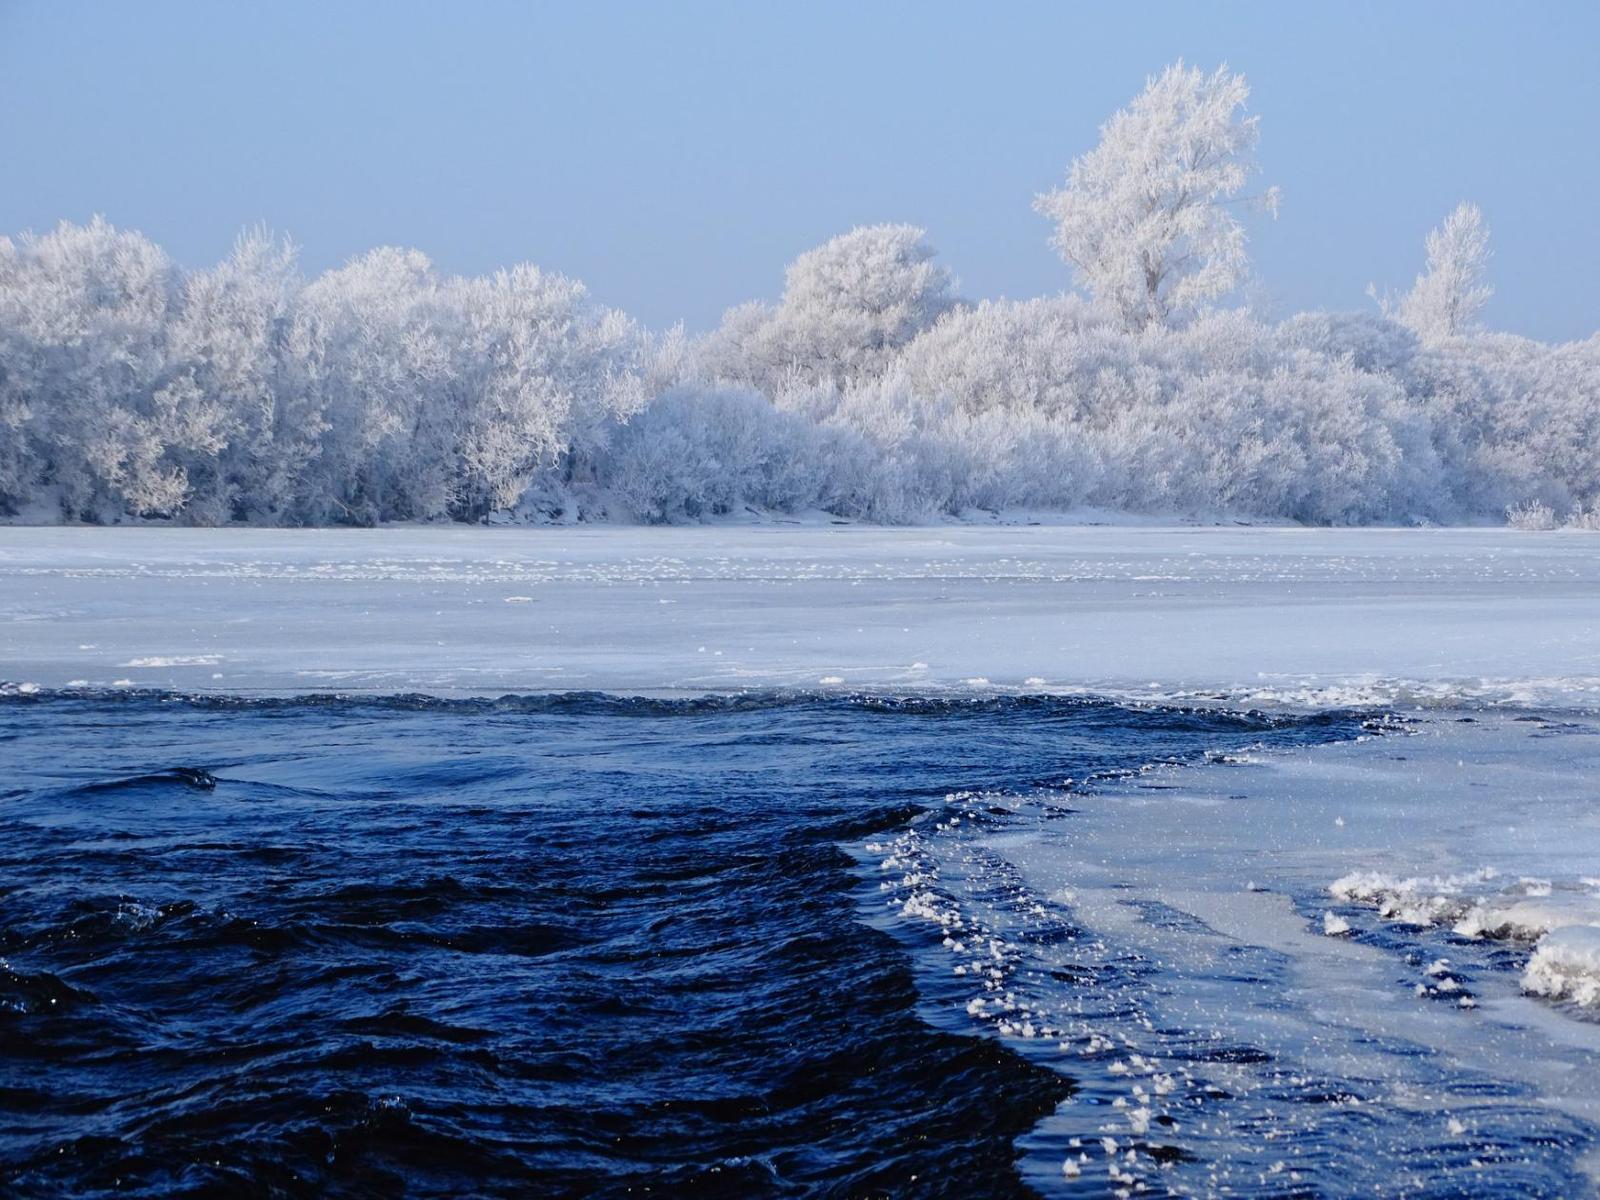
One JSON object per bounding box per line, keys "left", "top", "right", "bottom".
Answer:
{"left": 0, "top": 690, "right": 1370, "bottom": 1198}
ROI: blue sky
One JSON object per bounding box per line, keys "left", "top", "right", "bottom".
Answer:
{"left": 3, "top": 1, "right": 1596, "bottom": 339}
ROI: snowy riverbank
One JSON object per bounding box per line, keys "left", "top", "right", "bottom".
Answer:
{"left": 2, "top": 525, "right": 1598, "bottom": 706}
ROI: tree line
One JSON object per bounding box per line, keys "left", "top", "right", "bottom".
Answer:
{"left": 2, "top": 63, "right": 1595, "bottom": 527}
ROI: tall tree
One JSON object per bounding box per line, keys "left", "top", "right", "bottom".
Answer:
{"left": 1395, "top": 202, "right": 1493, "bottom": 341}
{"left": 1035, "top": 62, "right": 1278, "bottom": 332}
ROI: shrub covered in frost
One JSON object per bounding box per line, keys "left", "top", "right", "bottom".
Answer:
{"left": 1506, "top": 501, "right": 1557, "bottom": 531}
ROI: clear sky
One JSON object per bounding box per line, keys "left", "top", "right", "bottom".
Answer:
{"left": 3, "top": 1, "right": 1596, "bottom": 339}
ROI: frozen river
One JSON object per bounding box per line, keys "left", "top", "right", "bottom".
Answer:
{"left": 2, "top": 524, "right": 1599, "bottom": 706}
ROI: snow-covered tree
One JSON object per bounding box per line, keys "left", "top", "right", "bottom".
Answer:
{"left": 295, "top": 247, "right": 456, "bottom": 523}
{"left": 779, "top": 223, "right": 956, "bottom": 367}
{"left": 0, "top": 172, "right": 1593, "bottom": 531}
{"left": 602, "top": 385, "right": 871, "bottom": 522}
{"left": 1034, "top": 62, "right": 1278, "bottom": 332}
{"left": 446, "top": 265, "right": 646, "bottom": 519}
{"left": 0, "top": 234, "right": 35, "bottom": 512}
{"left": 161, "top": 228, "right": 307, "bottom": 523}
{"left": 0, "top": 217, "right": 179, "bottom": 517}
{"left": 894, "top": 295, "right": 1110, "bottom": 418}
{"left": 698, "top": 224, "right": 956, "bottom": 395}
{"left": 1393, "top": 202, "right": 1493, "bottom": 341}
{"left": 293, "top": 250, "right": 647, "bottom": 523}
{"left": 1276, "top": 311, "right": 1419, "bottom": 376}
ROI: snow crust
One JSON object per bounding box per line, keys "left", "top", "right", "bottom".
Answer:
{"left": 1525, "top": 928, "right": 1600, "bottom": 1007}
{"left": 1330, "top": 868, "right": 1600, "bottom": 942}
{"left": 4, "top": 525, "right": 1600, "bottom": 705}
{"left": 1330, "top": 853, "right": 1600, "bottom": 1007}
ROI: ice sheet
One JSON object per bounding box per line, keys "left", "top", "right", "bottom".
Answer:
{"left": 3, "top": 525, "right": 1598, "bottom": 704}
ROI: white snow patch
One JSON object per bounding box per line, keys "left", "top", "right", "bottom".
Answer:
{"left": 1330, "top": 869, "right": 1600, "bottom": 943}
{"left": 1523, "top": 927, "right": 1600, "bottom": 1006}
{"left": 121, "top": 655, "right": 223, "bottom": 668}
{"left": 1333, "top": 857, "right": 1600, "bottom": 1014}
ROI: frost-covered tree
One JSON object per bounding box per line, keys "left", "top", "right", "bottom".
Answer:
{"left": 161, "top": 228, "right": 308, "bottom": 523}
{"left": 779, "top": 223, "right": 956, "bottom": 365}
{"left": 0, "top": 183, "right": 1596, "bottom": 531}
{"left": 0, "top": 234, "right": 35, "bottom": 512}
{"left": 894, "top": 295, "right": 1110, "bottom": 418}
{"left": 1393, "top": 202, "right": 1493, "bottom": 341}
{"left": 698, "top": 224, "right": 956, "bottom": 395}
{"left": 1276, "top": 311, "right": 1419, "bottom": 376}
{"left": 295, "top": 250, "right": 646, "bottom": 523}
{"left": 295, "top": 247, "right": 456, "bottom": 523}
{"left": 602, "top": 385, "right": 873, "bottom": 522}
{"left": 1034, "top": 62, "right": 1278, "bottom": 332}
{"left": 0, "top": 217, "right": 179, "bottom": 517}
{"left": 446, "top": 265, "right": 646, "bottom": 519}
